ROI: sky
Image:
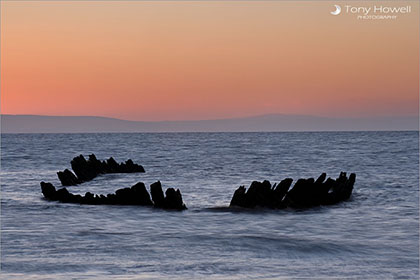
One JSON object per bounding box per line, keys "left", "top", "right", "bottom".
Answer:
{"left": 1, "top": 1, "right": 419, "bottom": 121}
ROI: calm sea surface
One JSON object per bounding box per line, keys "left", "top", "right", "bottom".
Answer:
{"left": 1, "top": 131, "right": 419, "bottom": 279}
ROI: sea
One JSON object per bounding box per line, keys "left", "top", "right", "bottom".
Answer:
{"left": 1, "top": 131, "right": 419, "bottom": 279}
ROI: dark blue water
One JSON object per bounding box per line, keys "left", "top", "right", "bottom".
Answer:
{"left": 1, "top": 131, "right": 419, "bottom": 279}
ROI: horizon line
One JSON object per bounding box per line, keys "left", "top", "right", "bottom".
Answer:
{"left": 2, "top": 113, "right": 419, "bottom": 123}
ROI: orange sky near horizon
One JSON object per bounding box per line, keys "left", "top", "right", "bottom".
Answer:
{"left": 1, "top": 1, "right": 419, "bottom": 121}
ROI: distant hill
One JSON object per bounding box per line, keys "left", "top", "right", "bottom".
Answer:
{"left": 1, "top": 114, "right": 418, "bottom": 133}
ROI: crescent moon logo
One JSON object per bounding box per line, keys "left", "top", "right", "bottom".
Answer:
{"left": 331, "top": 5, "right": 341, "bottom": 15}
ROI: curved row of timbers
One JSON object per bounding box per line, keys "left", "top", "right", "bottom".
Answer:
{"left": 41, "top": 154, "right": 356, "bottom": 211}
{"left": 57, "top": 154, "right": 145, "bottom": 186}
{"left": 41, "top": 181, "right": 187, "bottom": 210}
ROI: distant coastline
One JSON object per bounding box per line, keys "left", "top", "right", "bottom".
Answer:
{"left": 1, "top": 114, "right": 418, "bottom": 133}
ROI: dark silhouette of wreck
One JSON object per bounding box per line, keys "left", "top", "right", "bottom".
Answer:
{"left": 57, "top": 154, "right": 145, "bottom": 186}
{"left": 230, "top": 172, "right": 356, "bottom": 209}
{"left": 41, "top": 181, "right": 187, "bottom": 210}
{"left": 41, "top": 154, "right": 357, "bottom": 212}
